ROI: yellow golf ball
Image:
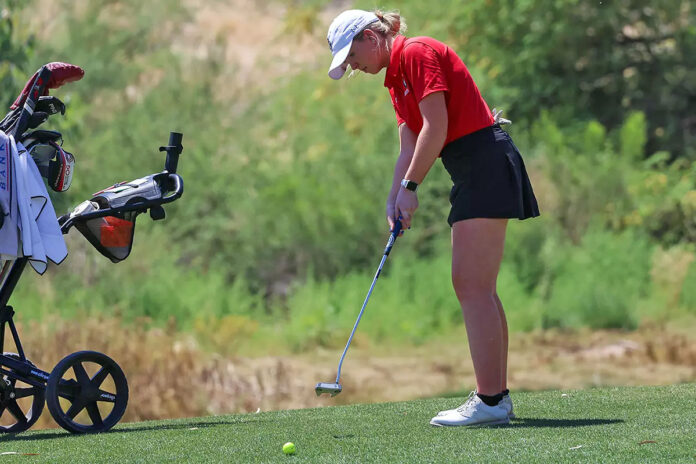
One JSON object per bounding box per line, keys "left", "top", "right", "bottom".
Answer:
{"left": 282, "top": 442, "right": 296, "bottom": 455}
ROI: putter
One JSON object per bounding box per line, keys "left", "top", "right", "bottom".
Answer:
{"left": 315, "top": 219, "right": 403, "bottom": 397}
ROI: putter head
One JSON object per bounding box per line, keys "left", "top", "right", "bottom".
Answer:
{"left": 315, "top": 382, "right": 342, "bottom": 397}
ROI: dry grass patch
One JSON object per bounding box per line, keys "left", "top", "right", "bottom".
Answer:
{"left": 6, "top": 317, "right": 695, "bottom": 430}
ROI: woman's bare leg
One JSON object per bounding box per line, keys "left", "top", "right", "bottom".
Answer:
{"left": 451, "top": 218, "right": 508, "bottom": 396}
{"left": 494, "top": 292, "right": 508, "bottom": 392}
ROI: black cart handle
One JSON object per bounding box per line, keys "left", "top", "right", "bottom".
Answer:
{"left": 160, "top": 132, "right": 183, "bottom": 174}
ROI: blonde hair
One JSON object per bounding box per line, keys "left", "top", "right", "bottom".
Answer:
{"left": 356, "top": 10, "right": 407, "bottom": 39}
{"left": 348, "top": 10, "right": 406, "bottom": 79}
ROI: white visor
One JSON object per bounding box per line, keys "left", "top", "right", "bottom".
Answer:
{"left": 327, "top": 10, "right": 379, "bottom": 80}
{"left": 328, "top": 46, "right": 351, "bottom": 80}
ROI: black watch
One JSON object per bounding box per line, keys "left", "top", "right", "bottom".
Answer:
{"left": 400, "top": 179, "right": 419, "bottom": 192}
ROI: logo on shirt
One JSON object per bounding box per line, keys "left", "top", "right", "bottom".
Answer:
{"left": 402, "top": 79, "right": 410, "bottom": 96}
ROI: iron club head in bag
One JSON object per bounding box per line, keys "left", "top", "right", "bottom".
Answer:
{"left": 315, "top": 219, "right": 403, "bottom": 397}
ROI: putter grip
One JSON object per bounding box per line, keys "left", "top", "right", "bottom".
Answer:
{"left": 392, "top": 219, "right": 403, "bottom": 237}
{"left": 384, "top": 219, "right": 402, "bottom": 256}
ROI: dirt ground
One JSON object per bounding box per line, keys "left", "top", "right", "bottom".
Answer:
{"left": 201, "top": 325, "right": 696, "bottom": 414}
{"left": 8, "top": 318, "right": 696, "bottom": 429}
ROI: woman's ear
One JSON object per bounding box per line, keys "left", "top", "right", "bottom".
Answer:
{"left": 364, "top": 29, "right": 379, "bottom": 45}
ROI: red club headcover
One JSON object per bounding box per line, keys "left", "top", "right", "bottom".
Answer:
{"left": 46, "top": 62, "right": 85, "bottom": 88}
{"left": 10, "top": 62, "right": 84, "bottom": 110}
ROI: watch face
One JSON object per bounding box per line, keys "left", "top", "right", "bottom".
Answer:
{"left": 401, "top": 179, "right": 417, "bottom": 191}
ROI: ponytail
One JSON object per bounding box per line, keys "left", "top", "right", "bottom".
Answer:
{"left": 373, "top": 10, "right": 406, "bottom": 35}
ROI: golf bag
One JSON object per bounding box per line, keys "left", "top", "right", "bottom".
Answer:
{"left": 0, "top": 62, "right": 184, "bottom": 434}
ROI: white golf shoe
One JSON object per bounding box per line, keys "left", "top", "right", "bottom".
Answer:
{"left": 501, "top": 394, "right": 515, "bottom": 419}
{"left": 430, "top": 391, "right": 509, "bottom": 427}
{"left": 436, "top": 392, "right": 515, "bottom": 419}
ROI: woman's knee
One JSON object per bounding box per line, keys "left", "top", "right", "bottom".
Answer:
{"left": 451, "top": 272, "right": 496, "bottom": 302}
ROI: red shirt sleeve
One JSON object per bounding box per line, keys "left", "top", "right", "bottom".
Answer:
{"left": 401, "top": 42, "right": 449, "bottom": 103}
{"left": 389, "top": 87, "right": 406, "bottom": 126}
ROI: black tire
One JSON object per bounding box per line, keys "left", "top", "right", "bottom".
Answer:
{"left": 46, "top": 351, "right": 128, "bottom": 434}
{"left": 0, "top": 352, "right": 45, "bottom": 433}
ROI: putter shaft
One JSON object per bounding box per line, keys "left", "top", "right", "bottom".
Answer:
{"left": 334, "top": 252, "right": 388, "bottom": 383}
{"left": 315, "top": 220, "right": 402, "bottom": 395}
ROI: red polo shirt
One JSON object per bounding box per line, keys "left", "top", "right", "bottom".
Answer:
{"left": 384, "top": 35, "right": 494, "bottom": 147}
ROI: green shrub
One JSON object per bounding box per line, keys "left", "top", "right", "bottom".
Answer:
{"left": 542, "top": 227, "right": 653, "bottom": 329}
{"left": 619, "top": 112, "right": 647, "bottom": 162}
{"left": 497, "top": 262, "right": 542, "bottom": 332}
{"left": 680, "top": 259, "right": 696, "bottom": 313}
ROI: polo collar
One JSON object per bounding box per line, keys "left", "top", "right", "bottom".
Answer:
{"left": 384, "top": 35, "right": 406, "bottom": 88}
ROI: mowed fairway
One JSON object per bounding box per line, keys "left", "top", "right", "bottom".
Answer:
{"left": 0, "top": 384, "right": 693, "bottom": 463}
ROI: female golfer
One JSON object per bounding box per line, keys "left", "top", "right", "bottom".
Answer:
{"left": 326, "top": 9, "right": 539, "bottom": 426}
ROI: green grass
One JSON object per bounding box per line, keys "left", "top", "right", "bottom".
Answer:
{"left": 2, "top": 384, "right": 694, "bottom": 463}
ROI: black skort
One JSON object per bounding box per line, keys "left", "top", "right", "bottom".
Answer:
{"left": 440, "top": 124, "right": 540, "bottom": 226}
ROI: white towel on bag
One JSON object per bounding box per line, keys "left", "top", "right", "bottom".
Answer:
{"left": 0, "top": 131, "right": 19, "bottom": 261}
{"left": 0, "top": 131, "right": 67, "bottom": 274}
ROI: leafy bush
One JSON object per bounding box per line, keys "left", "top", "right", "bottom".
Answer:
{"left": 447, "top": 0, "right": 696, "bottom": 158}
{"left": 0, "top": 0, "right": 35, "bottom": 108}
{"left": 281, "top": 238, "right": 457, "bottom": 350}
{"left": 542, "top": 227, "right": 653, "bottom": 329}
{"left": 679, "top": 257, "right": 696, "bottom": 313}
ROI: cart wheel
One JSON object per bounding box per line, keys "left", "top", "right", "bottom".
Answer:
{"left": 46, "top": 351, "right": 128, "bottom": 434}
{"left": 0, "top": 353, "right": 45, "bottom": 433}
